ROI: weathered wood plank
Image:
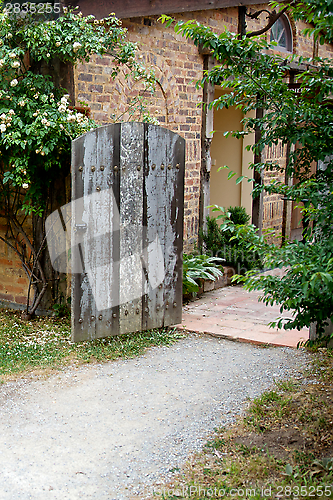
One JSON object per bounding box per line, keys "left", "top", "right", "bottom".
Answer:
{"left": 91, "top": 126, "right": 115, "bottom": 339}
{"left": 109, "top": 123, "right": 121, "bottom": 337}
{"left": 144, "top": 124, "right": 168, "bottom": 330}
{"left": 77, "top": 129, "right": 98, "bottom": 341}
{"left": 71, "top": 131, "right": 96, "bottom": 342}
{"left": 163, "top": 134, "right": 185, "bottom": 326}
{"left": 119, "top": 123, "right": 144, "bottom": 335}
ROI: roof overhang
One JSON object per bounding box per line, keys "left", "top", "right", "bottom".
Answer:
{"left": 65, "top": 0, "right": 268, "bottom": 20}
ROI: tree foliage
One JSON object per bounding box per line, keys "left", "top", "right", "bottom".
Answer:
{"left": 161, "top": 3, "right": 333, "bottom": 341}
{"left": 274, "top": 0, "right": 333, "bottom": 45}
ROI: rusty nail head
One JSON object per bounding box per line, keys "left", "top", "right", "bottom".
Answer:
{"left": 78, "top": 166, "right": 83, "bottom": 172}
{"left": 176, "top": 163, "right": 180, "bottom": 169}
{"left": 96, "top": 186, "right": 101, "bottom": 192}
{"left": 137, "top": 165, "right": 141, "bottom": 171}
{"left": 100, "top": 165, "right": 105, "bottom": 171}
{"left": 91, "top": 166, "right": 96, "bottom": 172}
{"left": 136, "top": 308, "right": 140, "bottom": 314}
{"left": 165, "top": 304, "right": 169, "bottom": 309}
{"left": 168, "top": 164, "right": 172, "bottom": 170}
{"left": 91, "top": 315, "right": 95, "bottom": 321}
{"left": 152, "top": 164, "right": 156, "bottom": 170}
{"left": 78, "top": 318, "right": 83, "bottom": 323}
{"left": 156, "top": 305, "right": 160, "bottom": 311}
{"left": 161, "top": 163, "right": 165, "bottom": 170}
{"left": 114, "top": 165, "right": 118, "bottom": 171}
{"left": 112, "top": 312, "right": 117, "bottom": 318}
{"left": 158, "top": 284, "right": 163, "bottom": 289}
{"left": 145, "top": 307, "right": 149, "bottom": 313}
{"left": 125, "top": 310, "right": 128, "bottom": 316}
{"left": 173, "top": 302, "right": 177, "bottom": 308}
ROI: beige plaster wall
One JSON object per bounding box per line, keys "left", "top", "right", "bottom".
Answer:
{"left": 209, "top": 88, "right": 253, "bottom": 219}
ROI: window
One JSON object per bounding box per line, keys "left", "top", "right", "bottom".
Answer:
{"left": 270, "top": 15, "right": 293, "bottom": 52}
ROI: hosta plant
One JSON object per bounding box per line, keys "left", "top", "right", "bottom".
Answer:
{"left": 183, "top": 254, "right": 224, "bottom": 295}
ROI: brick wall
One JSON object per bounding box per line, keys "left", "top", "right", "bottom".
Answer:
{"left": 74, "top": 4, "right": 333, "bottom": 251}
{"left": 262, "top": 142, "right": 287, "bottom": 239}
{"left": 2, "top": 3, "right": 332, "bottom": 310}
{"left": 0, "top": 224, "right": 29, "bottom": 307}
{"left": 74, "top": 8, "right": 240, "bottom": 251}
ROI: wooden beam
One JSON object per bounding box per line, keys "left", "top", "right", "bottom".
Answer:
{"left": 65, "top": 0, "right": 267, "bottom": 20}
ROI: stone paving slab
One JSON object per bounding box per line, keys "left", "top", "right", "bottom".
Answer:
{"left": 179, "top": 285, "right": 308, "bottom": 348}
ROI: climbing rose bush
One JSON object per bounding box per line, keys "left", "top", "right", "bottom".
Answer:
{"left": 0, "top": 5, "right": 154, "bottom": 212}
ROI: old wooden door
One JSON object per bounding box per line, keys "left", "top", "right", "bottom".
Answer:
{"left": 70, "top": 122, "right": 185, "bottom": 341}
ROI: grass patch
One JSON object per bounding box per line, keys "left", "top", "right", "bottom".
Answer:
{"left": 148, "top": 348, "right": 333, "bottom": 499}
{"left": 0, "top": 309, "right": 187, "bottom": 379}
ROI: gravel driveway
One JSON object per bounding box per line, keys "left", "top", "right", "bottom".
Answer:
{"left": 0, "top": 334, "right": 310, "bottom": 499}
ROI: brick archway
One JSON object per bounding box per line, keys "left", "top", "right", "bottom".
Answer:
{"left": 108, "top": 52, "right": 179, "bottom": 125}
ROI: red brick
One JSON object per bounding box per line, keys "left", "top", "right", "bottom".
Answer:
{"left": 78, "top": 73, "right": 93, "bottom": 82}
{"left": 14, "top": 295, "right": 28, "bottom": 305}
{"left": 96, "top": 95, "right": 111, "bottom": 102}
{"left": 0, "top": 293, "right": 14, "bottom": 302}
{"left": 0, "top": 258, "right": 13, "bottom": 266}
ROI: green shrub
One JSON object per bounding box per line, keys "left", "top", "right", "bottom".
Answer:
{"left": 200, "top": 206, "right": 263, "bottom": 273}
{"left": 227, "top": 205, "right": 250, "bottom": 225}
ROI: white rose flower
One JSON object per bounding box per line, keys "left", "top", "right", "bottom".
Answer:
{"left": 9, "top": 52, "right": 16, "bottom": 59}
{"left": 55, "top": 41, "right": 61, "bottom": 47}
{"left": 11, "top": 61, "right": 20, "bottom": 68}
{"left": 0, "top": 59, "right": 4, "bottom": 67}
{"left": 0, "top": 113, "right": 6, "bottom": 121}
{"left": 58, "top": 105, "right": 66, "bottom": 113}
{"left": 46, "top": 53, "right": 50, "bottom": 58}
{"left": 8, "top": 109, "right": 14, "bottom": 115}
{"left": 22, "top": 183, "right": 29, "bottom": 189}
{"left": 10, "top": 79, "right": 18, "bottom": 87}
{"left": 0, "top": 123, "right": 6, "bottom": 133}
{"left": 7, "top": 33, "right": 13, "bottom": 39}
{"left": 73, "top": 42, "right": 82, "bottom": 52}
{"left": 41, "top": 118, "right": 48, "bottom": 125}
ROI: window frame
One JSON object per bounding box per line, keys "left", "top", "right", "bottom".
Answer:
{"left": 270, "top": 14, "right": 293, "bottom": 53}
